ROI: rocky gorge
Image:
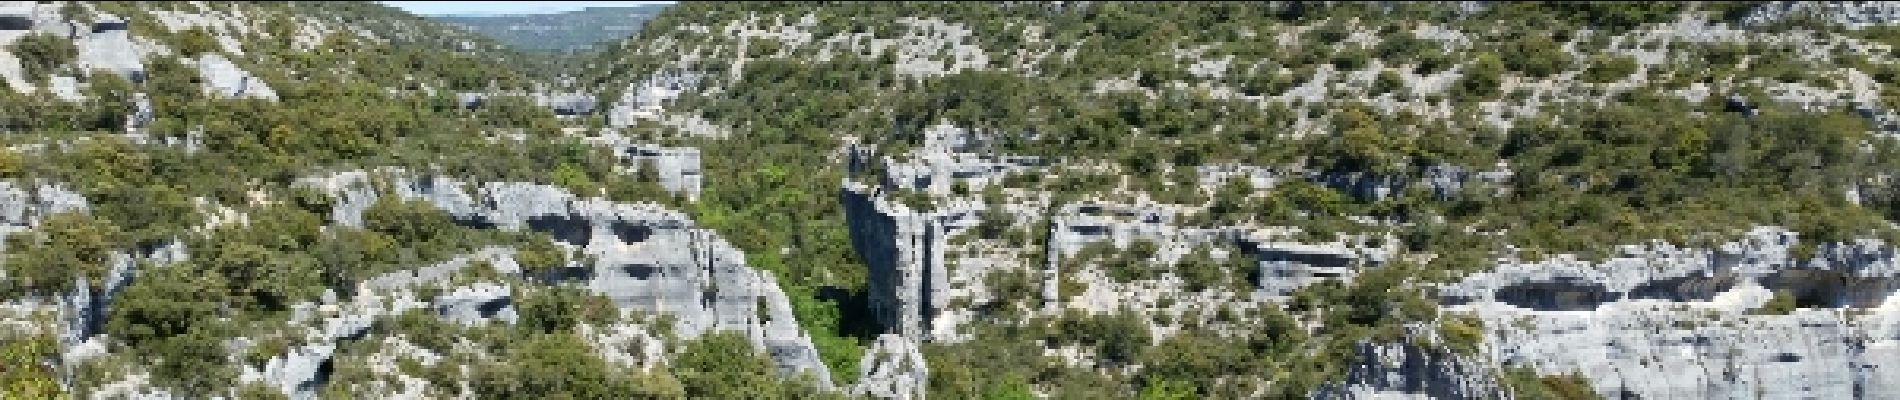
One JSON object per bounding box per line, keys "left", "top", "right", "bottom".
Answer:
{"left": 10, "top": 1, "right": 1900, "bottom": 399}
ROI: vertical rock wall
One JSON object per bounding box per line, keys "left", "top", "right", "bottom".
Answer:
{"left": 301, "top": 170, "right": 834, "bottom": 387}
{"left": 841, "top": 180, "right": 945, "bottom": 340}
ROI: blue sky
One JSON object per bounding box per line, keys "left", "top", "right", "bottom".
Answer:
{"left": 380, "top": 1, "right": 674, "bottom": 16}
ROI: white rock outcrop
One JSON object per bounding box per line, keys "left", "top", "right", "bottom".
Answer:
{"left": 1444, "top": 227, "right": 1900, "bottom": 399}
{"left": 299, "top": 170, "right": 835, "bottom": 387}
{"left": 1312, "top": 325, "right": 1510, "bottom": 399}
{"left": 853, "top": 334, "right": 929, "bottom": 400}
{"left": 581, "top": 133, "right": 704, "bottom": 201}
{"left": 194, "top": 53, "right": 275, "bottom": 99}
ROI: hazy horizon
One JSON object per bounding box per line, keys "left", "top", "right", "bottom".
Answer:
{"left": 379, "top": 1, "right": 673, "bottom": 16}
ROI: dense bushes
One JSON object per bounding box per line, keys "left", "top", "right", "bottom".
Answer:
{"left": 1453, "top": 53, "right": 1505, "bottom": 101}
{"left": 516, "top": 285, "right": 620, "bottom": 333}
{"left": 0, "top": 328, "right": 62, "bottom": 398}
{"left": 173, "top": 27, "right": 222, "bottom": 57}
{"left": 9, "top": 33, "right": 76, "bottom": 83}
{"left": 2, "top": 213, "right": 125, "bottom": 296}
{"left": 1580, "top": 54, "right": 1639, "bottom": 83}
{"left": 105, "top": 263, "right": 236, "bottom": 396}
{"left": 1475, "top": 100, "right": 1900, "bottom": 254}
{"left": 1496, "top": 34, "right": 1573, "bottom": 79}
{"left": 467, "top": 333, "right": 649, "bottom": 399}
{"left": 1173, "top": 244, "right": 1255, "bottom": 292}
{"left": 1502, "top": 367, "right": 1600, "bottom": 400}
{"left": 672, "top": 331, "right": 837, "bottom": 399}
{"left": 1045, "top": 310, "right": 1152, "bottom": 363}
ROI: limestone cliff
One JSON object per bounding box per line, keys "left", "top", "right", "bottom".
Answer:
{"left": 1443, "top": 227, "right": 1900, "bottom": 399}
{"left": 301, "top": 169, "right": 834, "bottom": 387}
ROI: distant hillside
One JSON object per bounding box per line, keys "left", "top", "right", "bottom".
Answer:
{"left": 435, "top": 6, "right": 668, "bottom": 52}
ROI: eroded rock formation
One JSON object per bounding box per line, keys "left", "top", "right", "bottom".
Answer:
{"left": 1443, "top": 227, "right": 1900, "bottom": 398}
{"left": 300, "top": 169, "right": 834, "bottom": 387}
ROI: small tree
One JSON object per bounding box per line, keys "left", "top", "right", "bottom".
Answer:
{"left": 634, "top": 158, "right": 661, "bottom": 183}
{"left": 1453, "top": 53, "right": 1505, "bottom": 102}
{"left": 1371, "top": 69, "right": 1406, "bottom": 95}
{"left": 1752, "top": 290, "right": 1798, "bottom": 315}
{"left": 1581, "top": 54, "right": 1639, "bottom": 84}
{"left": 513, "top": 233, "right": 569, "bottom": 278}
{"left": 1174, "top": 246, "right": 1225, "bottom": 292}
{"left": 174, "top": 27, "right": 222, "bottom": 58}
{"left": 9, "top": 33, "right": 77, "bottom": 82}
{"left": 3, "top": 213, "right": 124, "bottom": 296}
{"left": 1499, "top": 34, "right": 1572, "bottom": 78}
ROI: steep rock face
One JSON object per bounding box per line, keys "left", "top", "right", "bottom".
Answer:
{"left": 1443, "top": 227, "right": 1900, "bottom": 399}
{"left": 843, "top": 179, "right": 1408, "bottom": 339}
{"left": 0, "top": 182, "right": 203, "bottom": 397}
{"left": 852, "top": 334, "right": 929, "bottom": 400}
{"left": 839, "top": 127, "right": 1032, "bottom": 339}
{"left": 840, "top": 137, "right": 1405, "bottom": 339}
{"left": 840, "top": 180, "right": 947, "bottom": 340}
{"left": 299, "top": 170, "right": 833, "bottom": 387}
{"left": 1311, "top": 326, "right": 1511, "bottom": 399}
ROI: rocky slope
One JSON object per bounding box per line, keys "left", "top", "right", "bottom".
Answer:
{"left": 15, "top": 1, "right": 1900, "bottom": 399}
{"left": 580, "top": 1, "right": 1900, "bottom": 398}
{"left": 0, "top": 2, "right": 829, "bottom": 398}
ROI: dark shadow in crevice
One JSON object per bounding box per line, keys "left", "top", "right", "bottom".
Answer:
{"left": 1627, "top": 275, "right": 1737, "bottom": 302}
{"left": 1495, "top": 281, "right": 1619, "bottom": 311}
{"left": 1761, "top": 270, "right": 1900, "bottom": 309}
{"left": 526, "top": 215, "right": 591, "bottom": 246}
{"left": 611, "top": 222, "right": 652, "bottom": 243}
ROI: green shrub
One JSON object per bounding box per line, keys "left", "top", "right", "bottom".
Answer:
{"left": 2, "top": 213, "right": 125, "bottom": 296}
{"left": 1499, "top": 34, "right": 1572, "bottom": 78}
{"left": 174, "top": 27, "right": 222, "bottom": 57}
{"left": 1453, "top": 53, "right": 1505, "bottom": 102}
{"left": 1438, "top": 314, "right": 1486, "bottom": 354}
{"left": 8, "top": 33, "right": 76, "bottom": 82}
{"left": 1502, "top": 366, "right": 1600, "bottom": 400}
{"left": 1580, "top": 54, "right": 1638, "bottom": 83}
{"left": 1752, "top": 290, "right": 1798, "bottom": 315}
